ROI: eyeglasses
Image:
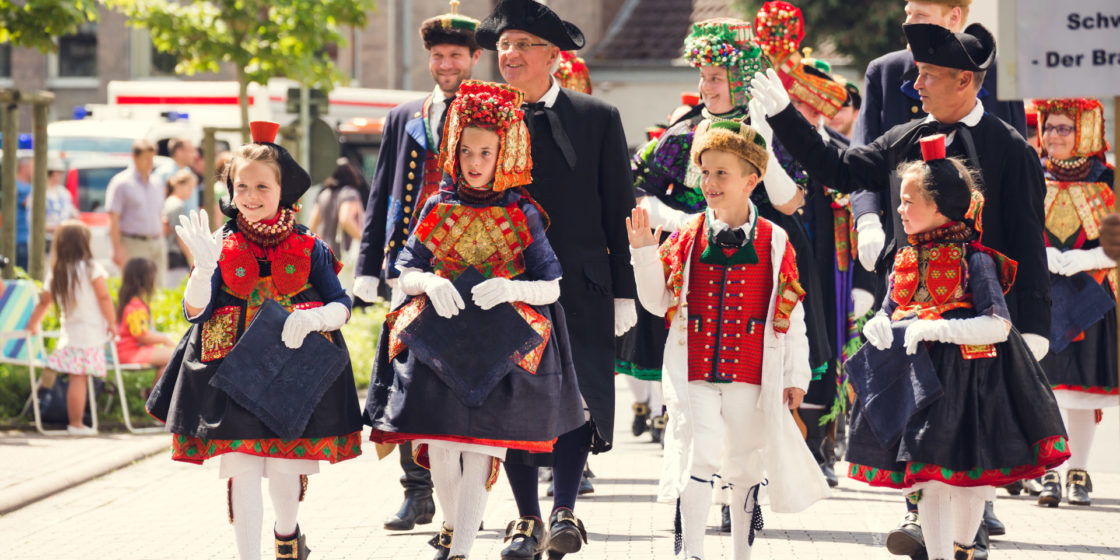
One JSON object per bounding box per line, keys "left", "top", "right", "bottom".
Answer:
{"left": 496, "top": 39, "right": 549, "bottom": 53}
{"left": 1042, "top": 124, "right": 1075, "bottom": 137}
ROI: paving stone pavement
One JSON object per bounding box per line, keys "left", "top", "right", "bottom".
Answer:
{"left": 2, "top": 376, "right": 1119, "bottom": 559}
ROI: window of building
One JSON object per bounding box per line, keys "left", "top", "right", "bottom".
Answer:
{"left": 57, "top": 24, "right": 97, "bottom": 77}
{"left": 0, "top": 44, "right": 11, "bottom": 79}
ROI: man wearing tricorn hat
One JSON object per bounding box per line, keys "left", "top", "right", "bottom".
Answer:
{"left": 352, "top": 0, "right": 482, "bottom": 536}
{"left": 752, "top": 21, "right": 1051, "bottom": 560}
{"left": 473, "top": 1, "right": 638, "bottom": 558}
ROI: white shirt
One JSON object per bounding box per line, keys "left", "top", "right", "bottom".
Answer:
{"left": 428, "top": 85, "right": 456, "bottom": 149}
{"left": 923, "top": 99, "right": 984, "bottom": 147}
{"left": 47, "top": 260, "right": 109, "bottom": 348}
{"left": 536, "top": 78, "right": 562, "bottom": 108}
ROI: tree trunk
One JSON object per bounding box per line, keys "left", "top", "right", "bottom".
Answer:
{"left": 237, "top": 66, "right": 250, "bottom": 144}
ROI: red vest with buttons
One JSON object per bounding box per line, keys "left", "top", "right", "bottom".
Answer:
{"left": 686, "top": 218, "right": 774, "bottom": 384}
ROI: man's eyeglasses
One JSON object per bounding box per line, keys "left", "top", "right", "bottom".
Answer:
{"left": 1042, "top": 124, "right": 1075, "bottom": 137}
{"left": 497, "top": 39, "right": 549, "bottom": 53}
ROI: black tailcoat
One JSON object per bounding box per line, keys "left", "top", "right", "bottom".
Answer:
{"left": 769, "top": 105, "right": 1050, "bottom": 339}
{"left": 522, "top": 88, "right": 637, "bottom": 452}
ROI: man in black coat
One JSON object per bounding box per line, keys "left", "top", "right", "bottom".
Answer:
{"left": 351, "top": 3, "right": 482, "bottom": 537}
{"left": 474, "top": 1, "right": 637, "bottom": 558}
{"left": 752, "top": 25, "right": 1051, "bottom": 560}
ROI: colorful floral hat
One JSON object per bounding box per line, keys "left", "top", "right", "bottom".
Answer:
{"left": 754, "top": 2, "right": 847, "bottom": 119}
{"left": 554, "top": 51, "right": 592, "bottom": 95}
{"left": 438, "top": 80, "right": 532, "bottom": 192}
{"left": 683, "top": 18, "right": 767, "bottom": 108}
{"left": 1034, "top": 98, "right": 1108, "bottom": 159}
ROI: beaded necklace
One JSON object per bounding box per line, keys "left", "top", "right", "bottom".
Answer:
{"left": 701, "top": 106, "right": 747, "bottom": 124}
{"left": 237, "top": 207, "right": 295, "bottom": 249}
{"left": 457, "top": 179, "right": 503, "bottom": 205}
{"left": 1046, "top": 157, "right": 1091, "bottom": 182}
{"left": 906, "top": 220, "right": 974, "bottom": 246}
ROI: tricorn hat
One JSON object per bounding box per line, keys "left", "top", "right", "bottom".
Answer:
{"left": 224, "top": 121, "right": 311, "bottom": 215}
{"left": 419, "top": 0, "right": 480, "bottom": 51}
{"left": 476, "top": 0, "right": 585, "bottom": 51}
{"left": 904, "top": 22, "right": 995, "bottom": 72}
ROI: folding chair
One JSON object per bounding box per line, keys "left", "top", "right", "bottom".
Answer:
{"left": 0, "top": 279, "right": 98, "bottom": 436}
{"left": 105, "top": 343, "right": 163, "bottom": 434}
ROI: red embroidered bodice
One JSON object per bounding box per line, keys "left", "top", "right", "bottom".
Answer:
{"left": 686, "top": 219, "right": 774, "bottom": 384}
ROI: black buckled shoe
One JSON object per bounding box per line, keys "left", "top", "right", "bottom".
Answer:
{"left": 972, "top": 522, "right": 989, "bottom": 560}
{"left": 1067, "top": 469, "right": 1093, "bottom": 506}
{"left": 632, "top": 402, "right": 650, "bottom": 436}
{"left": 547, "top": 507, "right": 588, "bottom": 559}
{"left": 885, "top": 511, "right": 926, "bottom": 557}
{"left": 981, "top": 501, "right": 1004, "bottom": 536}
{"left": 384, "top": 491, "right": 436, "bottom": 530}
{"left": 650, "top": 414, "right": 667, "bottom": 444}
{"left": 502, "top": 516, "right": 546, "bottom": 560}
{"left": 720, "top": 504, "right": 731, "bottom": 533}
{"left": 954, "top": 543, "right": 975, "bottom": 560}
{"left": 578, "top": 473, "right": 595, "bottom": 495}
{"left": 1037, "top": 470, "right": 1062, "bottom": 507}
{"left": 275, "top": 526, "right": 310, "bottom": 560}
{"left": 428, "top": 524, "right": 453, "bottom": 560}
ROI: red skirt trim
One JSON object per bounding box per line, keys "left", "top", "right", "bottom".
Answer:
{"left": 1052, "top": 384, "right": 1119, "bottom": 395}
{"left": 369, "top": 428, "right": 556, "bottom": 453}
{"left": 847, "top": 435, "right": 1071, "bottom": 489}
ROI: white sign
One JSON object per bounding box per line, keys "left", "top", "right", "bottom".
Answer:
{"left": 998, "top": 0, "right": 1120, "bottom": 99}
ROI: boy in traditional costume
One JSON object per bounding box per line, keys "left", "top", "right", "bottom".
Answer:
{"left": 628, "top": 121, "right": 829, "bottom": 560}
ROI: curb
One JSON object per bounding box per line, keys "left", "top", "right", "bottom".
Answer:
{"left": 0, "top": 436, "right": 169, "bottom": 515}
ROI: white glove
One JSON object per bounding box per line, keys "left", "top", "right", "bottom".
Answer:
{"left": 1057, "top": 247, "right": 1116, "bottom": 276}
{"left": 352, "top": 275, "right": 381, "bottom": 303}
{"left": 176, "top": 210, "right": 222, "bottom": 311}
{"left": 281, "top": 302, "right": 350, "bottom": 349}
{"left": 852, "top": 288, "right": 874, "bottom": 317}
{"left": 397, "top": 269, "right": 465, "bottom": 318}
{"left": 856, "top": 214, "right": 886, "bottom": 273}
{"left": 748, "top": 98, "right": 773, "bottom": 146}
{"left": 1022, "top": 333, "right": 1050, "bottom": 362}
{"left": 749, "top": 68, "right": 791, "bottom": 117}
{"left": 862, "top": 313, "right": 893, "bottom": 350}
{"left": 903, "top": 315, "right": 1010, "bottom": 355}
{"left": 471, "top": 277, "right": 561, "bottom": 310}
{"left": 1045, "top": 247, "right": 1064, "bottom": 275}
{"left": 639, "top": 196, "right": 692, "bottom": 233}
{"left": 614, "top": 298, "right": 638, "bottom": 336}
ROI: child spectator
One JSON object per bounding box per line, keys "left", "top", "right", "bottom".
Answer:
{"left": 115, "top": 257, "right": 175, "bottom": 387}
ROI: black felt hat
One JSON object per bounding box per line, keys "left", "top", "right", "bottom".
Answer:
{"left": 904, "top": 23, "right": 995, "bottom": 72}
{"left": 223, "top": 121, "right": 312, "bottom": 217}
{"left": 476, "top": 0, "right": 585, "bottom": 51}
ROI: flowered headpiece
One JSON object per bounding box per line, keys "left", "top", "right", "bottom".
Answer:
{"left": 554, "top": 51, "right": 592, "bottom": 95}
{"left": 438, "top": 80, "right": 532, "bottom": 192}
{"left": 1034, "top": 98, "right": 1107, "bottom": 159}
{"left": 754, "top": 2, "right": 847, "bottom": 119}
{"left": 683, "top": 18, "right": 767, "bottom": 108}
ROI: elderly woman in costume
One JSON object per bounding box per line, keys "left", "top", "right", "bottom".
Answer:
{"left": 149, "top": 121, "right": 363, "bottom": 560}
{"left": 365, "top": 81, "right": 584, "bottom": 560}
{"left": 1034, "top": 98, "right": 1117, "bottom": 508}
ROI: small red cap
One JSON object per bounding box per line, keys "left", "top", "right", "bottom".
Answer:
{"left": 681, "top": 92, "right": 701, "bottom": 107}
{"left": 920, "top": 134, "right": 946, "bottom": 161}
{"left": 250, "top": 121, "right": 280, "bottom": 144}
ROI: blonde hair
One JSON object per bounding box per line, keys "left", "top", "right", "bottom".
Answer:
{"left": 897, "top": 156, "right": 980, "bottom": 203}
{"left": 228, "top": 143, "right": 282, "bottom": 186}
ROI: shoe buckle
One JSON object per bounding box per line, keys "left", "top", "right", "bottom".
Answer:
{"left": 438, "top": 525, "right": 454, "bottom": 548}
{"left": 504, "top": 518, "right": 536, "bottom": 542}
{"left": 1042, "top": 470, "right": 1061, "bottom": 484}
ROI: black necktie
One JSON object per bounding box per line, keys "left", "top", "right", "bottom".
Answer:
{"left": 437, "top": 95, "right": 455, "bottom": 145}
{"left": 714, "top": 227, "right": 747, "bottom": 248}
{"left": 523, "top": 101, "right": 577, "bottom": 170}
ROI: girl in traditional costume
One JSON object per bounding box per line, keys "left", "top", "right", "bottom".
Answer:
{"left": 1035, "top": 98, "right": 1117, "bottom": 507}
{"left": 850, "top": 135, "right": 1070, "bottom": 560}
{"left": 147, "top": 121, "right": 363, "bottom": 560}
{"left": 365, "top": 80, "right": 584, "bottom": 560}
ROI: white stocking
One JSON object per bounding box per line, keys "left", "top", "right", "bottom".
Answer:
{"left": 427, "top": 445, "right": 462, "bottom": 531}
{"left": 916, "top": 483, "right": 953, "bottom": 560}
{"left": 729, "top": 485, "right": 757, "bottom": 560}
{"left": 269, "top": 473, "right": 302, "bottom": 537}
{"left": 1061, "top": 408, "right": 1098, "bottom": 471}
{"left": 230, "top": 474, "right": 264, "bottom": 560}
{"left": 649, "top": 381, "right": 664, "bottom": 416}
{"left": 951, "top": 487, "right": 993, "bottom": 549}
{"left": 626, "top": 376, "right": 651, "bottom": 404}
{"left": 679, "top": 477, "right": 713, "bottom": 559}
{"left": 449, "top": 452, "right": 494, "bottom": 558}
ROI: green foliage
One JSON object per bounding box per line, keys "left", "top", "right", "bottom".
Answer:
{"left": 0, "top": 0, "right": 98, "bottom": 53}
{"left": 106, "top": 0, "right": 374, "bottom": 100}
{"left": 732, "top": 0, "right": 907, "bottom": 71}
{"left": 340, "top": 302, "right": 387, "bottom": 390}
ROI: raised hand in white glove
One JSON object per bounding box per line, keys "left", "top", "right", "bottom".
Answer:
{"left": 281, "top": 302, "right": 350, "bottom": 349}
{"left": 862, "top": 313, "right": 893, "bottom": 350}
{"left": 903, "top": 315, "right": 1010, "bottom": 355}
{"left": 749, "top": 68, "right": 791, "bottom": 117}
{"left": 748, "top": 98, "right": 773, "bottom": 146}
{"left": 1022, "top": 333, "right": 1050, "bottom": 362}
{"left": 852, "top": 288, "right": 874, "bottom": 318}
{"left": 471, "top": 277, "right": 561, "bottom": 310}
{"left": 397, "top": 269, "right": 465, "bottom": 318}
{"left": 615, "top": 298, "right": 638, "bottom": 336}
{"left": 352, "top": 275, "right": 381, "bottom": 303}
{"left": 1057, "top": 247, "right": 1116, "bottom": 276}
{"left": 856, "top": 214, "right": 886, "bottom": 273}
{"left": 176, "top": 209, "right": 222, "bottom": 312}
{"left": 1045, "top": 247, "right": 1064, "bottom": 274}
